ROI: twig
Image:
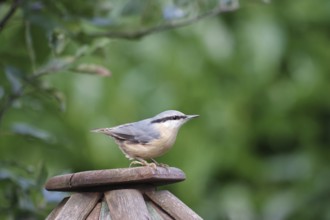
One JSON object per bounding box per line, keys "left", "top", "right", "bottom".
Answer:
{"left": 88, "top": 3, "right": 239, "bottom": 40}
{"left": 0, "top": 0, "right": 21, "bottom": 33}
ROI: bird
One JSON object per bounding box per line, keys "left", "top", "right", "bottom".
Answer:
{"left": 91, "top": 110, "right": 199, "bottom": 167}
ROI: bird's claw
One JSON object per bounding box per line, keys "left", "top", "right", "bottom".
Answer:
{"left": 151, "top": 159, "right": 169, "bottom": 168}
{"left": 129, "top": 159, "right": 169, "bottom": 169}
{"left": 129, "top": 160, "right": 147, "bottom": 167}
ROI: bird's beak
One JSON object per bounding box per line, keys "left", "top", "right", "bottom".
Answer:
{"left": 187, "top": 114, "right": 199, "bottom": 119}
{"left": 91, "top": 128, "right": 107, "bottom": 133}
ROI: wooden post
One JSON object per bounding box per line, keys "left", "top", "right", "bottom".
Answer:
{"left": 45, "top": 167, "right": 203, "bottom": 220}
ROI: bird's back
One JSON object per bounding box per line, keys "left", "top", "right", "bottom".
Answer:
{"left": 107, "top": 119, "right": 160, "bottom": 144}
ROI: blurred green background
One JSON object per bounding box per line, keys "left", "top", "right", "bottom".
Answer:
{"left": 1, "top": 0, "right": 330, "bottom": 219}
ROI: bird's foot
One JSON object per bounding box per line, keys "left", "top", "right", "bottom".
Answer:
{"left": 129, "top": 160, "right": 147, "bottom": 167}
{"left": 129, "top": 159, "right": 157, "bottom": 168}
{"left": 146, "top": 162, "right": 157, "bottom": 169}
{"left": 151, "top": 159, "right": 169, "bottom": 168}
{"left": 129, "top": 159, "right": 168, "bottom": 169}
{"left": 129, "top": 160, "right": 157, "bottom": 169}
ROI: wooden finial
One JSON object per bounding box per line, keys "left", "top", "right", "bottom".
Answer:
{"left": 45, "top": 167, "right": 203, "bottom": 220}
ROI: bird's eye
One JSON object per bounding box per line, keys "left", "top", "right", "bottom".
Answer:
{"left": 172, "top": 116, "right": 180, "bottom": 120}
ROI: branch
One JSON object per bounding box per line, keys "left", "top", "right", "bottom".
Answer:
{"left": 87, "top": 2, "right": 239, "bottom": 40}
{"left": 0, "top": 0, "right": 21, "bottom": 33}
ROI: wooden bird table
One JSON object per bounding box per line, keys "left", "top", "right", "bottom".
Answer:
{"left": 45, "top": 166, "right": 203, "bottom": 220}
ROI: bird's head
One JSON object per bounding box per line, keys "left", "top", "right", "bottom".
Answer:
{"left": 150, "top": 110, "right": 199, "bottom": 131}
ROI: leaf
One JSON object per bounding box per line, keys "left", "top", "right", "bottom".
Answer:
{"left": 72, "top": 63, "right": 112, "bottom": 77}
{"left": 219, "top": 0, "right": 240, "bottom": 12}
{"left": 75, "top": 45, "right": 89, "bottom": 58}
{"left": 121, "top": 0, "right": 146, "bottom": 16}
{"left": 35, "top": 162, "right": 48, "bottom": 189}
{"left": 0, "top": 169, "right": 12, "bottom": 180}
{"left": 75, "top": 39, "right": 110, "bottom": 58}
{"left": 91, "top": 38, "right": 110, "bottom": 51}
{"left": 0, "top": 86, "right": 4, "bottom": 101}
{"left": 39, "top": 84, "right": 67, "bottom": 112}
{"left": 163, "top": 5, "right": 185, "bottom": 20}
{"left": 51, "top": 89, "right": 66, "bottom": 112}
{"left": 48, "top": 28, "right": 68, "bottom": 55}
{"left": 5, "top": 66, "right": 23, "bottom": 94}
{"left": 10, "top": 123, "right": 55, "bottom": 143}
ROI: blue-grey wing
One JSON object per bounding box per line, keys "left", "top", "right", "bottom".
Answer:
{"left": 110, "top": 120, "right": 159, "bottom": 144}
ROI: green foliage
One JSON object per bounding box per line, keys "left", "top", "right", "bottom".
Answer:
{"left": 0, "top": 161, "right": 52, "bottom": 219}
{"left": 1, "top": 0, "right": 330, "bottom": 219}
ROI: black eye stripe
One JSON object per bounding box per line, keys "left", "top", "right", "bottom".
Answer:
{"left": 151, "top": 115, "right": 187, "bottom": 123}
{"left": 172, "top": 115, "right": 185, "bottom": 120}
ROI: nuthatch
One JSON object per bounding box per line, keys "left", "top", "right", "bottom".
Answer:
{"left": 91, "top": 110, "right": 199, "bottom": 167}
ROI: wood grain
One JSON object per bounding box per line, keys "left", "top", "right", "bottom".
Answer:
{"left": 105, "top": 189, "right": 151, "bottom": 220}
{"left": 46, "top": 197, "right": 69, "bottom": 220}
{"left": 86, "top": 202, "right": 102, "bottom": 220}
{"left": 145, "top": 199, "right": 174, "bottom": 220}
{"left": 45, "top": 167, "right": 185, "bottom": 192}
{"left": 145, "top": 190, "right": 203, "bottom": 220}
{"left": 54, "top": 192, "right": 101, "bottom": 220}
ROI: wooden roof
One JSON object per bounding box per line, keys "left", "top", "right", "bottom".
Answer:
{"left": 45, "top": 167, "right": 203, "bottom": 220}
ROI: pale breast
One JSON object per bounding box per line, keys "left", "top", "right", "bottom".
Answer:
{"left": 118, "top": 125, "right": 178, "bottom": 159}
